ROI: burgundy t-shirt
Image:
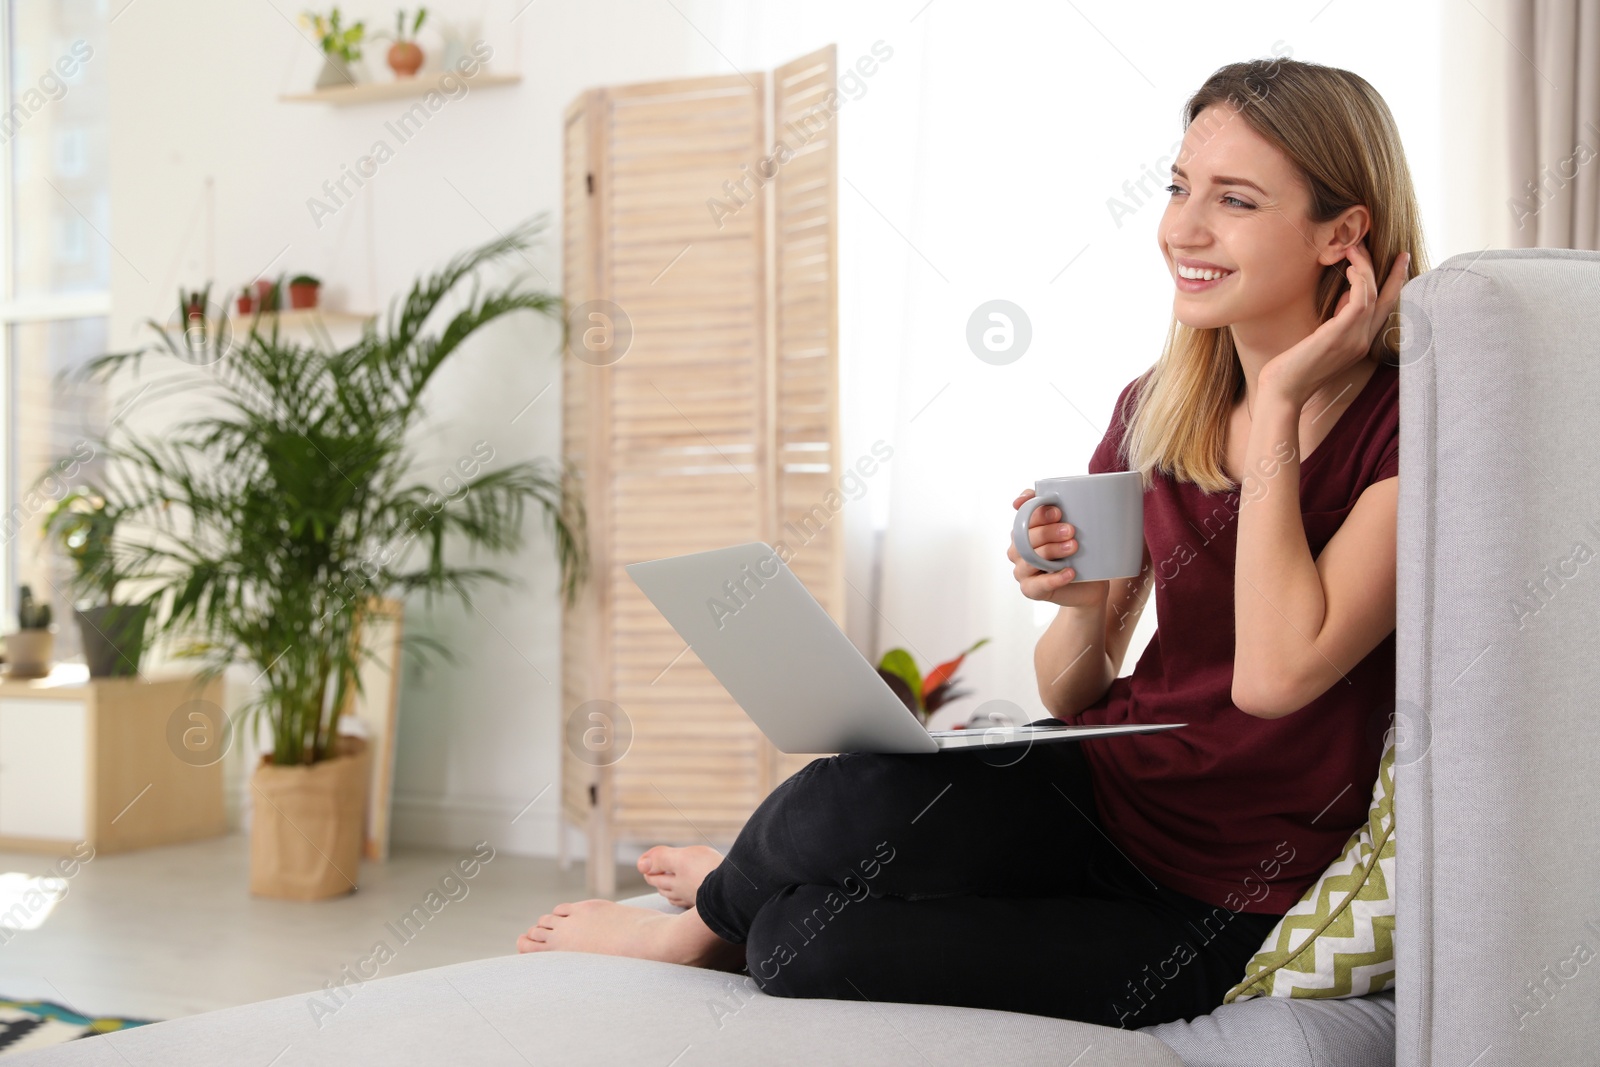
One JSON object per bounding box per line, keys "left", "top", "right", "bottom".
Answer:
{"left": 1075, "top": 360, "right": 1400, "bottom": 915}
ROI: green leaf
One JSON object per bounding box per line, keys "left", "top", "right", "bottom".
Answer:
{"left": 877, "top": 648, "right": 922, "bottom": 711}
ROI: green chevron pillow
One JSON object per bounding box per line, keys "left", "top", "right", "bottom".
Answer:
{"left": 1224, "top": 736, "right": 1396, "bottom": 1002}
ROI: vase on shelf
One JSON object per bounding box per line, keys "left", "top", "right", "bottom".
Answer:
{"left": 386, "top": 41, "right": 423, "bottom": 79}
{"left": 437, "top": 22, "right": 480, "bottom": 70}
{"left": 315, "top": 55, "right": 355, "bottom": 90}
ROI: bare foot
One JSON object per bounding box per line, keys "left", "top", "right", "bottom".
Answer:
{"left": 636, "top": 845, "right": 724, "bottom": 908}
{"left": 517, "top": 901, "right": 743, "bottom": 971}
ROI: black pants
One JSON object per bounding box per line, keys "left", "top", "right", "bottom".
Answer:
{"left": 694, "top": 734, "right": 1283, "bottom": 1029}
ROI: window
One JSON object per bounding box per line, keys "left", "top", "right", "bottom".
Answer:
{"left": 53, "top": 127, "right": 87, "bottom": 179}
{"left": 1, "top": 0, "right": 109, "bottom": 662}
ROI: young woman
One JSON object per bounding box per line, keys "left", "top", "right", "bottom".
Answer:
{"left": 517, "top": 57, "right": 1423, "bottom": 1030}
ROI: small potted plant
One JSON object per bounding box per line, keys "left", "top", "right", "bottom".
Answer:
{"left": 41, "top": 490, "right": 152, "bottom": 678}
{"left": 385, "top": 7, "right": 428, "bottom": 79}
{"left": 4, "top": 585, "right": 55, "bottom": 679}
{"left": 235, "top": 286, "right": 255, "bottom": 317}
{"left": 302, "top": 7, "right": 365, "bottom": 90}
{"left": 157, "top": 283, "right": 233, "bottom": 366}
{"left": 288, "top": 274, "right": 322, "bottom": 310}
{"left": 875, "top": 638, "right": 989, "bottom": 726}
{"left": 253, "top": 275, "right": 283, "bottom": 313}
{"left": 176, "top": 282, "right": 229, "bottom": 361}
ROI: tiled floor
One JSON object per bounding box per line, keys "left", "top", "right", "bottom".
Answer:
{"left": 0, "top": 834, "right": 652, "bottom": 1023}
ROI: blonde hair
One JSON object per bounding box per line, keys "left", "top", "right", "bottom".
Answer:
{"left": 1118, "top": 58, "right": 1429, "bottom": 495}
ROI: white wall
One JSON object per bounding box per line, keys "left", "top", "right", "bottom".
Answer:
{"left": 1440, "top": 0, "right": 1517, "bottom": 254}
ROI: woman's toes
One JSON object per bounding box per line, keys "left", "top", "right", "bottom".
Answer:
{"left": 638, "top": 846, "right": 666, "bottom": 874}
{"left": 517, "top": 924, "right": 549, "bottom": 953}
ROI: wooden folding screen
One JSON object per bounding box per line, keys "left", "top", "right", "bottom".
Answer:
{"left": 561, "top": 46, "right": 841, "bottom": 894}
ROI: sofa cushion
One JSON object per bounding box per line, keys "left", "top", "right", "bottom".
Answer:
{"left": 621, "top": 890, "right": 1394, "bottom": 1065}
{"left": 8, "top": 949, "right": 1183, "bottom": 1067}
{"left": 1141, "top": 989, "right": 1396, "bottom": 1066}
{"left": 1225, "top": 737, "right": 1397, "bottom": 1002}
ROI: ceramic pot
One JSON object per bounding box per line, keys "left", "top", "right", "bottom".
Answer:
{"left": 387, "top": 41, "right": 423, "bottom": 79}
{"left": 315, "top": 55, "right": 354, "bottom": 90}
{"left": 3, "top": 629, "right": 53, "bottom": 678}
{"left": 288, "top": 283, "right": 320, "bottom": 310}
{"left": 75, "top": 602, "right": 152, "bottom": 678}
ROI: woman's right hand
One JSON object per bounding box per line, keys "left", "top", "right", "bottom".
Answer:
{"left": 1008, "top": 489, "right": 1112, "bottom": 610}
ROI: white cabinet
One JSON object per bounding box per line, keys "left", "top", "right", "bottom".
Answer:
{"left": 0, "top": 699, "right": 87, "bottom": 840}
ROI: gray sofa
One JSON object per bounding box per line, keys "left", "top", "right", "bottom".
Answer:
{"left": 17, "top": 247, "right": 1598, "bottom": 1065}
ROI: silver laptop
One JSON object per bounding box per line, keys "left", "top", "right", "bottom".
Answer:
{"left": 624, "top": 541, "right": 1184, "bottom": 754}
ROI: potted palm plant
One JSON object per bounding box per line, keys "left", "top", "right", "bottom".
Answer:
{"left": 64, "top": 218, "right": 588, "bottom": 899}
{"left": 40, "top": 489, "right": 152, "bottom": 677}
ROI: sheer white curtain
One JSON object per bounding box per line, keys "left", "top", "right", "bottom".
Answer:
{"left": 738, "top": 1, "right": 1443, "bottom": 728}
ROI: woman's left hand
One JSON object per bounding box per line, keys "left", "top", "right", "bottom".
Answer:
{"left": 1260, "top": 241, "right": 1410, "bottom": 407}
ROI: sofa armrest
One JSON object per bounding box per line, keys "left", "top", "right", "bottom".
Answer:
{"left": 1395, "top": 247, "right": 1600, "bottom": 1067}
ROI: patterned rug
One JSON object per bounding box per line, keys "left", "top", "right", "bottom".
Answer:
{"left": 0, "top": 999, "right": 155, "bottom": 1058}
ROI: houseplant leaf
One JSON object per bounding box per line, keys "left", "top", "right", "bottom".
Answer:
{"left": 875, "top": 668, "right": 918, "bottom": 716}
{"left": 923, "top": 683, "right": 972, "bottom": 715}
{"left": 921, "top": 636, "right": 989, "bottom": 698}
{"left": 59, "top": 216, "right": 588, "bottom": 767}
{"left": 877, "top": 648, "right": 922, "bottom": 713}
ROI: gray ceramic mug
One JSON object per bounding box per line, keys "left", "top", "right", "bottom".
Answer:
{"left": 1011, "top": 472, "right": 1144, "bottom": 580}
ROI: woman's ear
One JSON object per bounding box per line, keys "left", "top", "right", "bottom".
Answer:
{"left": 1315, "top": 205, "right": 1372, "bottom": 265}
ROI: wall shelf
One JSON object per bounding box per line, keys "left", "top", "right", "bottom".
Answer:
{"left": 279, "top": 71, "right": 521, "bottom": 107}
{"left": 226, "top": 309, "right": 375, "bottom": 331}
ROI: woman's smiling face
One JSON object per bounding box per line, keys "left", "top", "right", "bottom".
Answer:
{"left": 1158, "top": 103, "right": 1349, "bottom": 333}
